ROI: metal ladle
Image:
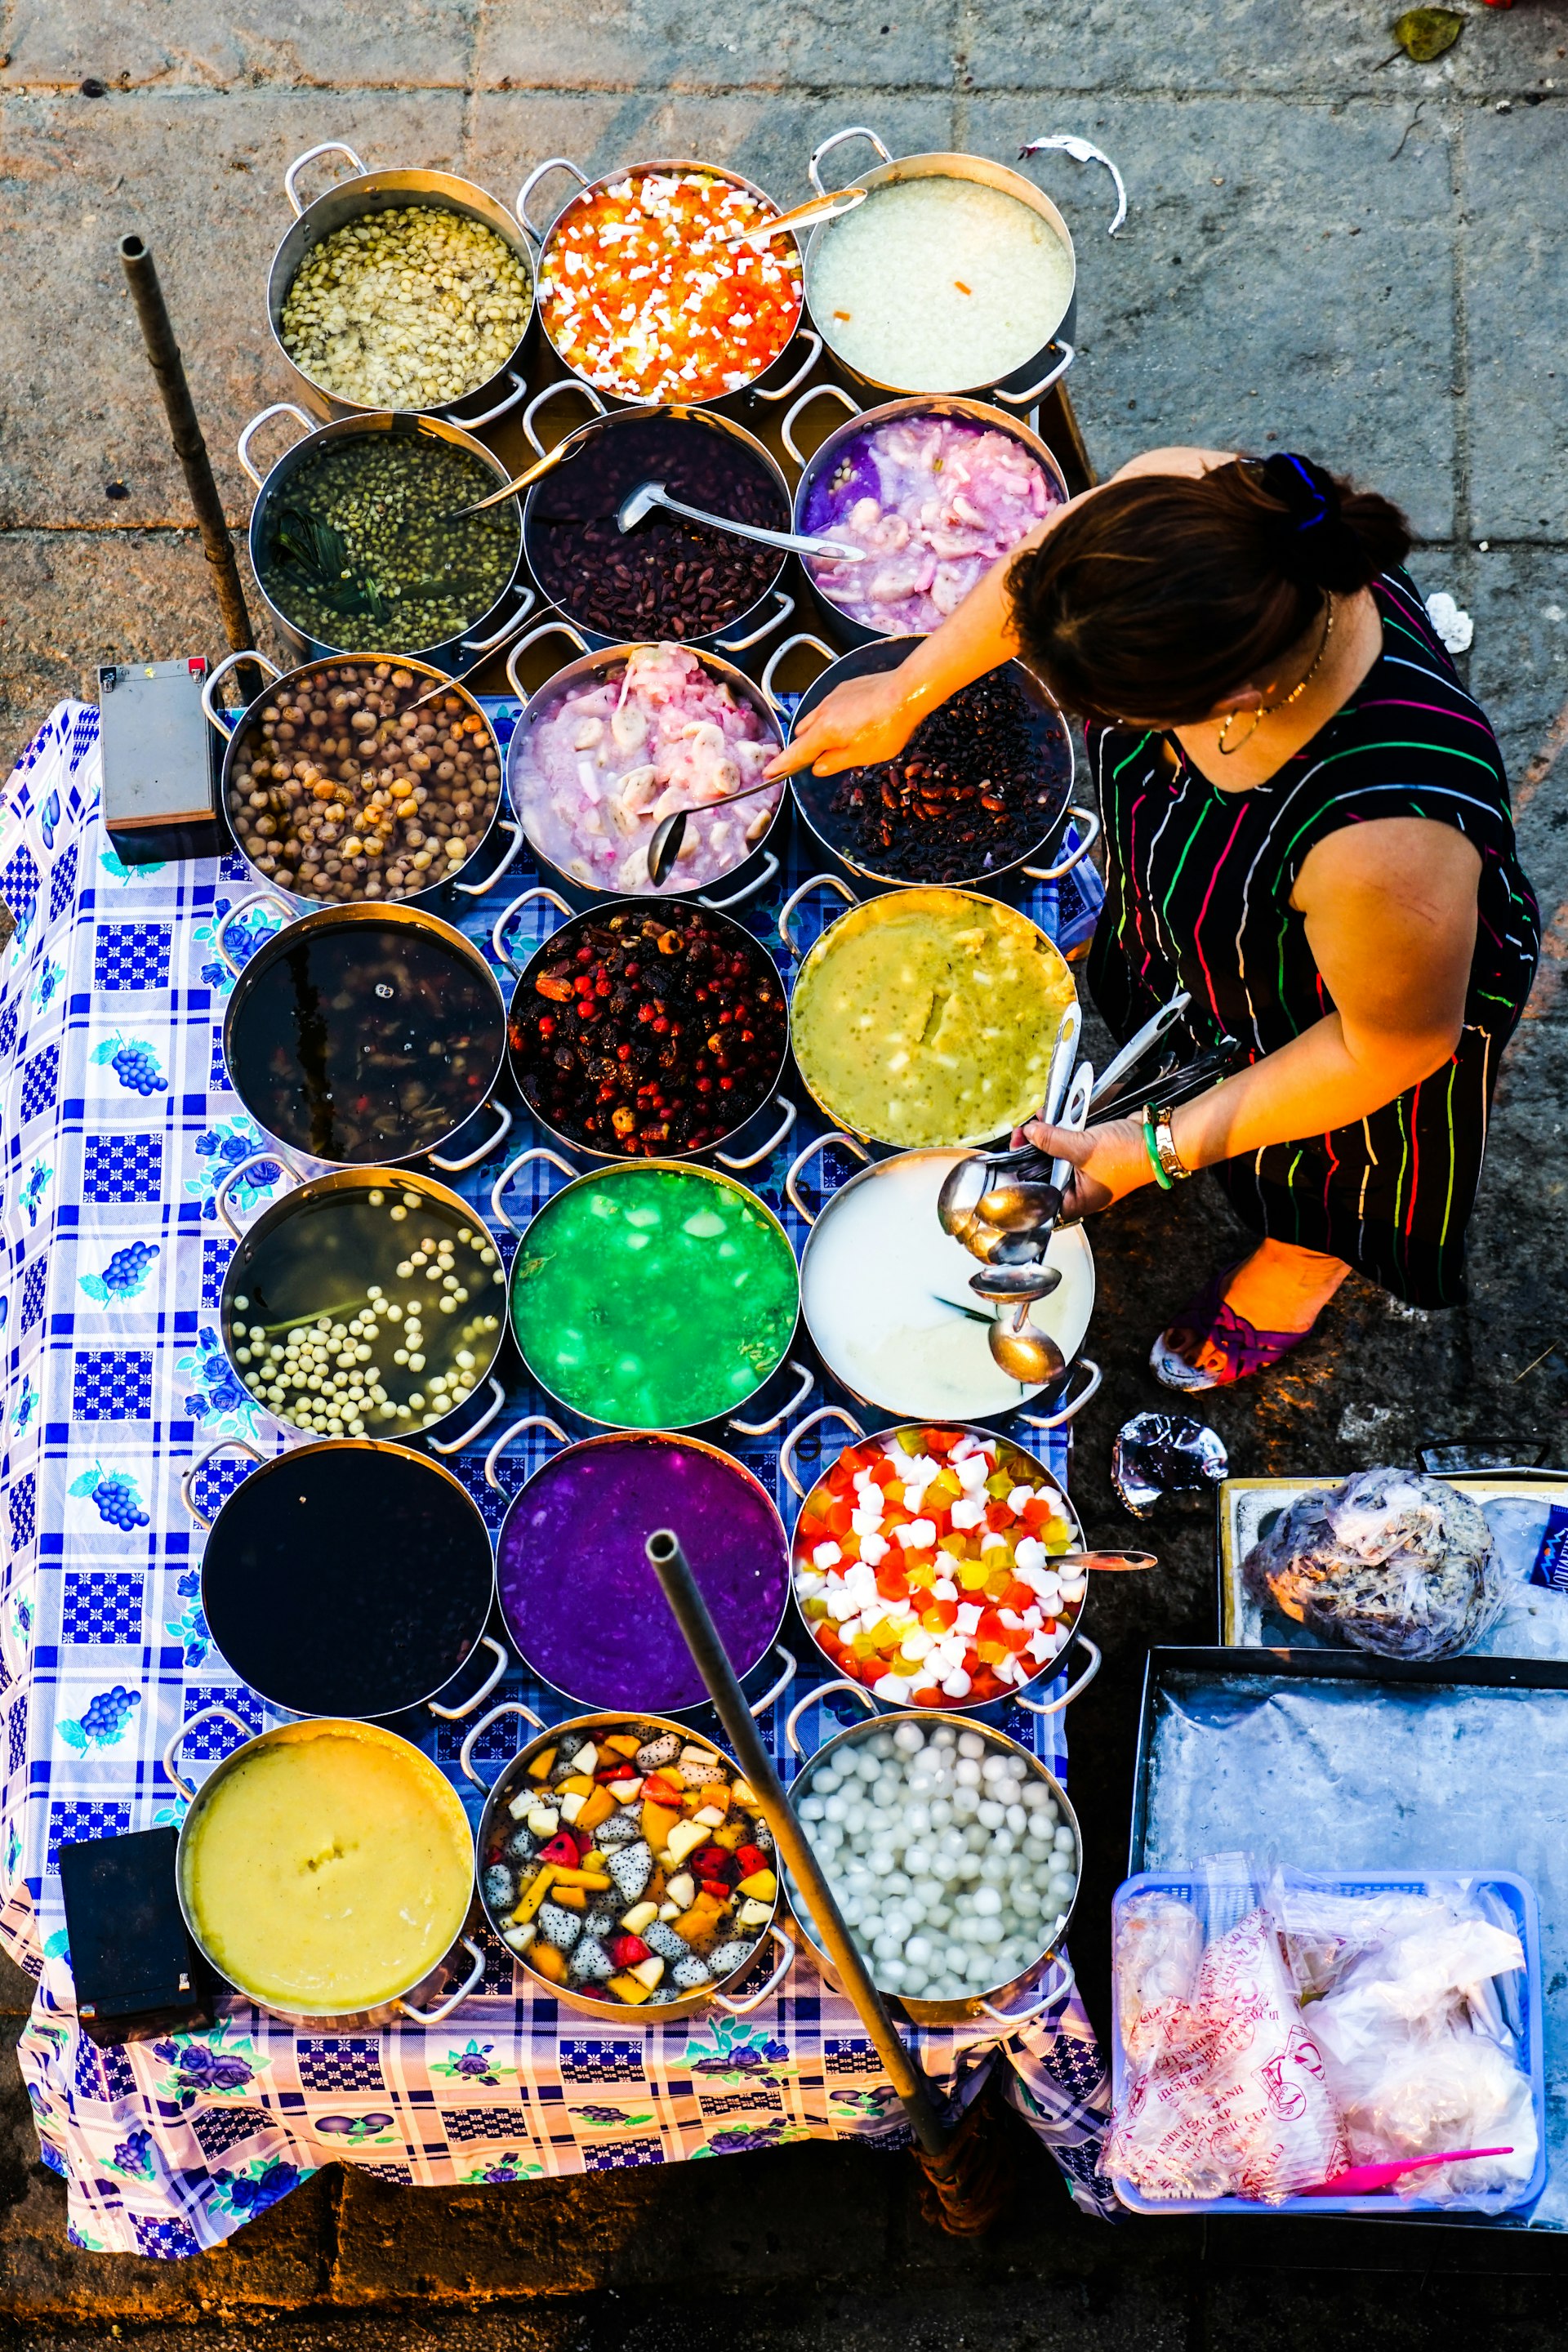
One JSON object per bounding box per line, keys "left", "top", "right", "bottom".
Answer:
{"left": 977, "top": 1061, "right": 1094, "bottom": 1387}
{"left": 647, "top": 771, "right": 782, "bottom": 887}
{"left": 615, "top": 480, "right": 867, "bottom": 564}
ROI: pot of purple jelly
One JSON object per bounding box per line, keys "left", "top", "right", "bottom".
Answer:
{"left": 486, "top": 1424, "right": 795, "bottom": 1717}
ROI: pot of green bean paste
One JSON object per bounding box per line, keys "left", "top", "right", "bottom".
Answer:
{"left": 240, "top": 405, "right": 530, "bottom": 670}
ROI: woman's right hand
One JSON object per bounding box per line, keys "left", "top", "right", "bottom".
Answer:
{"left": 764, "top": 668, "right": 920, "bottom": 780}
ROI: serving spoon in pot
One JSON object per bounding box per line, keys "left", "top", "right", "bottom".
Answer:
{"left": 647, "top": 771, "right": 783, "bottom": 887}
{"left": 615, "top": 480, "right": 868, "bottom": 564}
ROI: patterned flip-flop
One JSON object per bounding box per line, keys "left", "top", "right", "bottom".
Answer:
{"left": 1149, "top": 1262, "right": 1315, "bottom": 1392}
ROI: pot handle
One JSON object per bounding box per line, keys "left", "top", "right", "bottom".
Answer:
{"left": 785, "top": 1674, "right": 875, "bottom": 1759}
{"left": 179, "top": 1435, "right": 267, "bottom": 1529}
{"left": 760, "top": 632, "right": 837, "bottom": 714}
{"left": 395, "top": 1936, "right": 487, "bottom": 2025}
{"left": 284, "top": 140, "right": 368, "bottom": 217}
{"left": 214, "top": 1147, "right": 300, "bottom": 1241}
{"left": 452, "top": 817, "right": 527, "bottom": 900}
{"left": 492, "top": 884, "right": 574, "bottom": 976}
{"left": 427, "top": 1374, "right": 508, "bottom": 1454}
{"left": 459, "top": 1698, "right": 550, "bottom": 1790}
{"left": 447, "top": 371, "right": 529, "bottom": 432}
{"left": 236, "top": 401, "right": 316, "bottom": 490}
{"left": 1018, "top": 134, "right": 1127, "bottom": 236}
{"left": 214, "top": 890, "right": 292, "bottom": 978}
{"left": 696, "top": 851, "right": 779, "bottom": 912}
{"left": 1013, "top": 1632, "right": 1101, "bottom": 1719}
{"left": 712, "top": 589, "right": 795, "bottom": 655}
{"left": 483, "top": 1412, "right": 570, "bottom": 1490}
{"left": 783, "top": 1129, "right": 869, "bottom": 1227}
{"left": 506, "top": 617, "right": 590, "bottom": 705}
{"left": 1018, "top": 1356, "right": 1102, "bottom": 1432}
{"left": 776, "top": 871, "right": 857, "bottom": 956}
{"left": 993, "top": 341, "right": 1076, "bottom": 410}
{"left": 428, "top": 1632, "right": 510, "bottom": 1722}
{"left": 728, "top": 1358, "right": 813, "bottom": 1437}
{"left": 163, "top": 1704, "right": 255, "bottom": 1803}
{"left": 778, "top": 1402, "right": 866, "bottom": 1499}
{"left": 490, "top": 1144, "right": 580, "bottom": 1236}
{"left": 748, "top": 331, "right": 823, "bottom": 405}
{"left": 780, "top": 381, "right": 859, "bottom": 470}
{"left": 460, "top": 582, "right": 538, "bottom": 658}
{"left": 978, "top": 1955, "right": 1076, "bottom": 2029}
{"left": 711, "top": 1922, "right": 796, "bottom": 2014}
{"left": 715, "top": 1094, "right": 796, "bottom": 1173}
{"left": 515, "top": 156, "right": 590, "bottom": 243}
{"left": 428, "top": 1101, "right": 514, "bottom": 1173}
{"left": 520, "top": 376, "right": 606, "bottom": 458}
{"left": 1022, "top": 803, "right": 1101, "bottom": 884}
{"left": 747, "top": 1646, "right": 796, "bottom": 1719}
{"left": 808, "top": 126, "right": 893, "bottom": 198}
{"left": 201, "top": 648, "right": 281, "bottom": 742}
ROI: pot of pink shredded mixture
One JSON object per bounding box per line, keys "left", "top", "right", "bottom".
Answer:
{"left": 799, "top": 404, "right": 1066, "bottom": 640}
{"left": 508, "top": 643, "right": 785, "bottom": 897}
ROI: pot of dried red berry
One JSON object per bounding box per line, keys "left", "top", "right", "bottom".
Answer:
{"left": 461, "top": 1700, "right": 795, "bottom": 2019}
{"left": 492, "top": 888, "right": 794, "bottom": 1169}
{"left": 784, "top": 635, "right": 1098, "bottom": 895}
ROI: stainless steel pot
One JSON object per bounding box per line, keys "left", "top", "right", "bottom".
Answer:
{"left": 777, "top": 1405, "right": 1101, "bottom": 1716}
{"left": 165, "top": 1707, "right": 485, "bottom": 2029}
{"left": 800, "top": 128, "right": 1087, "bottom": 408}
{"left": 782, "top": 1691, "right": 1082, "bottom": 2028}
{"left": 459, "top": 1699, "right": 795, "bottom": 2020}
{"left": 780, "top": 1135, "right": 1101, "bottom": 1428}
{"left": 176, "top": 1434, "right": 508, "bottom": 1726}
{"left": 207, "top": 1163, "right": 510, "bottom": 1455}
{"left": 488, "top": 1146, "right": 801, "bottom": 1433}
{"left": 491, "top": 884, "right": 795, "bottom": 1174}
{"left": 236, "top": 402, "right": 536, "bottom": 677}
{"left": 267, "top": 141, "right": 532, "bottom": 427}
{"left": 515, "top": 155, "right": 822, "bottom": 410}
{"left": 514, "top": 381, "right": 795, "bottom": 658}
{"left": 212, "top": 898, "right": 511, "bottom": 1174}
{"left": 501, "top": 621, "right": 791, "bottom": 915}
{"left": 201, "top": 648, "right": 525, "bottom": 913}
{"left": 478, "top": 1416, "right": 796, "bottom": 1717}
{"left": 780, "top": 385, "right": 1069, "bottom": 650}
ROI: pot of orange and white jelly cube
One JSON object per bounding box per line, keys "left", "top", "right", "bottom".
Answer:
{"left": 461, "top": 1705, "right": 794, "bottom": 2020}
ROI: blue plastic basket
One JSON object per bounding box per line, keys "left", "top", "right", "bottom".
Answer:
{"left": 1109, "top": 1869, "right": 1547, "bottom": 2219}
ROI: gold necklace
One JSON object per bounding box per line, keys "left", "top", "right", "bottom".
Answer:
{"left": 1215, "top": 598, "right": 1334, "bottom": 756}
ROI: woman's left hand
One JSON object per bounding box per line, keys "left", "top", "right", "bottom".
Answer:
{"left": 1014, "top": 1116, "right": 1155, "bottom": 1220}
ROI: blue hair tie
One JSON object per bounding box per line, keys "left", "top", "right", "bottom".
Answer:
{"left": 1261, "top": 450, "right": 1335, "bottom": 533}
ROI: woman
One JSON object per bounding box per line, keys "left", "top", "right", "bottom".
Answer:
{"left": 769, "top": 449, "right": 1539, "bottom": 1389}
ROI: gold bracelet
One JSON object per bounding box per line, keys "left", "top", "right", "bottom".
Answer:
{"left": 1152, "top": 1106, "right": 1192, "bottom": 1183}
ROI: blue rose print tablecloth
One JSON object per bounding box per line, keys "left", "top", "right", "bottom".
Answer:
{"left": 0, "top": 702, "right": 1115, "bottom": 2257}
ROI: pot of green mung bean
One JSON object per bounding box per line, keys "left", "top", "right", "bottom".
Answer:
{"left": 239, "top": 404, "right": 535, "bottom": 675}
{"left": 269, "top": 140, "right": 535, "bottom": 426}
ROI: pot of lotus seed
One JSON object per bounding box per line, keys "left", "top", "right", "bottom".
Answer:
{"left": 783, "top": 1699, "right": 1081, "bottom": 2025}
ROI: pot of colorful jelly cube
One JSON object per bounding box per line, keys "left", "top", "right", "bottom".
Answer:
{"left": 461, "top": 1704, "right": 795, "bottom": 2020}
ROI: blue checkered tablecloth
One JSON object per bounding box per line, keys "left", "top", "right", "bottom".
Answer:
{"left": 0, "top": 700, "right": 1115, "bottom": 2256}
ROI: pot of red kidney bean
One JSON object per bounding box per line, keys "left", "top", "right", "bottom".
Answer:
{"left": 492, "top": 887, "right": 795, "bottom": 1169}
{"left": 522, "top": 402, "right": 796, "bottom": 657}
{"left": 201, "top": 648, "right": 524, "bottom": 910}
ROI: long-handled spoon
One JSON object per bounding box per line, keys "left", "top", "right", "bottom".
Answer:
{"left": 648, "top": 770, "right": 782, "bottom": 886}
{"left": 980, "top": 1062, "right": 1094, "bottom": 1386}
{"left": 615, "top": 479, "right": 867, "bottom": 563}
{"left": 723, "top": 186, "right": 869, "bottom": 247}
{"left": 439, "top": 437, "right": 572, "bottom": 524}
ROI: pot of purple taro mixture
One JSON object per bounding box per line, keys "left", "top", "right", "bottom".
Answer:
{"left": 484, "top": 1423, "right": 795, "bottom": 1717}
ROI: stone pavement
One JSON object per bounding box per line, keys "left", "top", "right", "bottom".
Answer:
{"left": 2, "top": 0, "right": 1568, "bottom": 2340}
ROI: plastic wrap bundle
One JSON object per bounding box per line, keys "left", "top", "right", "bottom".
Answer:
{"left": 1241, "top": 1466, "right": 1502, "bottom": 1661}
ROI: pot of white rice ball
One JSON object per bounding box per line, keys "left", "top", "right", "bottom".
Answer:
{"left": 784, "top": 1699, "right": 1081, "bottom": 2025}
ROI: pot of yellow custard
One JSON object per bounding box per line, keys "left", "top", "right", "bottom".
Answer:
{"left": 168, "top": 1708, "right": 482, "bottom": 2026}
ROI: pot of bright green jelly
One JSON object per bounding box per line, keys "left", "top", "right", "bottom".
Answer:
{"left": 510, "top": 1163, "right": 800, "bottom": 1430}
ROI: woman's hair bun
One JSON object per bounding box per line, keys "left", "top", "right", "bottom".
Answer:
{"left": 1257, "top": 451, "right": 1409, "bottom": 595}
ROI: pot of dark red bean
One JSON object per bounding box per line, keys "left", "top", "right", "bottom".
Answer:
{"left": 493, "top": 889, "right": 793, "bottom": 1167}
{"left": 785, "top": 635, "right": 1099, "bottom": 893}
{"left": 523, "top": 405, "right": 795, "bottom": 656}
{"left": 201, "top": 650, "right": 522, "bottom": 910}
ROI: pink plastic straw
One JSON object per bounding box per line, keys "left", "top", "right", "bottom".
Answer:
{"left": 1300, "top": 2146, "right": 1513, "bottom": 2196}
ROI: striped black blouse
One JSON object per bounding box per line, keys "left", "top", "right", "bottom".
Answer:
{"left": 1085, "top": 568, "right": 1540, "bottom": 1307}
